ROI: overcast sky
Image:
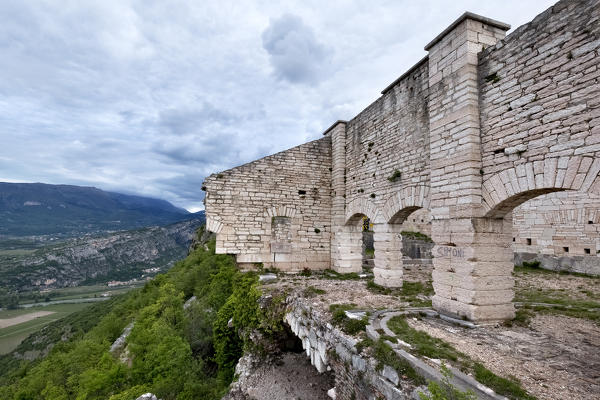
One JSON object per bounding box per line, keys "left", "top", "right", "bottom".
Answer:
{"left": 0, "top": 0, "right": 556, "bottom": 212}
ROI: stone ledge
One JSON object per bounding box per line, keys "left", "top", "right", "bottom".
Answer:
{"left": 424, "top": 11, "right": 511, "bottom": 51}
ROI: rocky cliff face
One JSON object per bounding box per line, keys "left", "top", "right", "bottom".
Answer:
{"left": 0, "top": 219, "right": 203, "bottom": 291}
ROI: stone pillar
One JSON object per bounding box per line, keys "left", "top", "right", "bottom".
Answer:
{"left": 325, "top": 121, "right": 360, "bottom": 273}
{"left": 373, "top": 223, "right": 403, "bottom": 287}
{"left": 337, "top": 225, "right": 363, "bottom": 272}
{"left": 426, "top": 13, "right": 514, "bottom": 322}
{"left": 431, "top": 217, "right": 515, "bottom": 322}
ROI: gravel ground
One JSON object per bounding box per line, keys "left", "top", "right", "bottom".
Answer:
{"left": 271, "top": 276, "right": 408, "bottom": 310}
{"left": 408, "top": 314, "right": 600, "bottom": 400}
{"left": 227, "top": 352, "right": 335, "bottom": 400}
{"left": 259, "top": 267, "right": 599, "bottom": 400}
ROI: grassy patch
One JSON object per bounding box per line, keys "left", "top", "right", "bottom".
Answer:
{"left": 329, "top": 303, "right": 368, "bottom": 335}
{"left": 0, "top": 303, "right": 93, "bottom": 354}
{"left": 322, "top": 269, "right": 361, "bottom": 280}
{"left": 356, "top": 336, "right": 374, "bottom": 354}
{"left": 419, "top": 363, "right": 476, "bottom": 400}
{"left": 388, "top": 316, "right": 464, "bottom": 364}
{"left": 372, "top": 339, "right": 425, "bottom": 385}
{"left": 514, "top": 265, "right": 600, "bottom": 280}
{"left": 473, "top": 363, "right": 536, "bottom": 400}
{"left": 367, "top": 280, "right": 433, "bottom": 307}
{"left": 303, "top": 286, "right": 326, "bottom": 297}
{"left": 514, "top": 287, "right": 600, "bottom": 324}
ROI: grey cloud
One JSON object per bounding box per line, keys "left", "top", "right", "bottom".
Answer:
{"left": 0, "top": 0, "right": 557, "bottom": 212}
{"left": 158, "top": 102, "right": 238, "bottom": 136}
{"left": 152, "top": 133, "right": 239, "bottom": 165}
{"left": 262, "top": 14, "right": 330, "bottom": 85}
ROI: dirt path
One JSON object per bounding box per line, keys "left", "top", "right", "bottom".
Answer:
{"left": 0, "top": 311, "right": 56, "bottom": 329}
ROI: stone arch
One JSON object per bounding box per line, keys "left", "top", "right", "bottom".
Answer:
{"left": 382, "top": 185, "right": 430, "bottom": 224}
{"left": 265, "top": 204, "right": 298, "bottom": 219}
{"left": 344, "top": 197, "right": 384, "bottom": 225}
{"left": 482, "top": 156, "right": 600, "bottom": 218}
{"left": 206, "top": 216, "right": 224, "bottom": 234}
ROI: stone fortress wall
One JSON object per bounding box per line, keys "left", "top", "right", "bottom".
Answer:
{"left": 204, "top": 0, "right": 600, "bottom": 322}
{"left": 203, "top": 138, "right": 332, "bottom": 271}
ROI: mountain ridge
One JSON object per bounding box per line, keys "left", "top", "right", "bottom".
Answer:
{"left": 0, "top": 182, "right": 199, "bottom": 237}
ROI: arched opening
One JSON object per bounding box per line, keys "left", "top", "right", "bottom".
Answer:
{"left": 512, "top": 191, "right": 600, "bottom": 275}
{"left": 396, "top": 208, "right": 434, "bottom": 283}
{"left": 361, "top": 217, "right": 375, "bottom": 271}
{"left": 336, "top": 212, "right": 371, "bottom": 273}
{"left": 430, "top": 159, "right": 600, "bottom": 322}
{"left": 431, "top": 181, "right": 600, "bottom": 323}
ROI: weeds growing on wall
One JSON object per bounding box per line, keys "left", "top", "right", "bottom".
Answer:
{"left": 418, "top": 363, "right": 476, "bottom": 400}
{"left": 400, "top": 231, "right": 433, "bottom": 242}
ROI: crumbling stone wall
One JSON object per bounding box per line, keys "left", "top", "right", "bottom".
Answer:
{"left": 203, "top": 138, "right": 332, "bottom": 271}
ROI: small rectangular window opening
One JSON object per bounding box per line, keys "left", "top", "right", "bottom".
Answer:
{"left": 526, "top": 238, "right": 532, "bottom": 245}
{"left": 563, "top": 247, "right": 569, "bottom": 253}
{"left": 589, "top": 220, "right": 594, "bottom": 225}
{"left": 585, "top": 248, "right": 591, "bottom": 254}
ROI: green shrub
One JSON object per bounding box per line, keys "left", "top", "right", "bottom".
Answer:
{"left": 419, "top": 363, "right": 476, "bottom": 400}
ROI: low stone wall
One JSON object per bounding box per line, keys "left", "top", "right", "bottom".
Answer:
{"left": 285, "top": 296, "right": 417, "bottom": 400}
{"left": 515, "top": 252, "right": 600, "bottom": 275}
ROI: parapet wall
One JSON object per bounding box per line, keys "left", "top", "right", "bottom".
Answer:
{"left": 344, "top": 58, "right": 430, "bottom": 218}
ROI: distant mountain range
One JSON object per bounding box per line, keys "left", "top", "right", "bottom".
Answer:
{"left": 0, "top": 182, "right": 204, "bottom": 237}
{"left": 0, "top": 219, "right": 205, "bottom": 292}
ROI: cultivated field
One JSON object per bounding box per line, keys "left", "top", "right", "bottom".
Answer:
{"left": 0, "top": 303, "right": 91, "bottom": 354}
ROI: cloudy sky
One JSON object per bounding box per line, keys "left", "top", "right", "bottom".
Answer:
{"left": 0, "top": 0, "right": 556, "bottom": 212}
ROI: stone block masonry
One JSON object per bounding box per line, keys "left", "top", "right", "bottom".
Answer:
{"left": 203, "top": 138, "right": 332, "bottom": 271}
{"left": 204, "top": 0, "right": 600, "bottom": 322}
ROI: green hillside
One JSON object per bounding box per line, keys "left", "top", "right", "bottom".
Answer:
{"left": 0, "top": 229, "right": 277, "bottom": 400}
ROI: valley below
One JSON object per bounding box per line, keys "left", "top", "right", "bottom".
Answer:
{"left": 0, "top": 218, "right": 203, "bottom": 294}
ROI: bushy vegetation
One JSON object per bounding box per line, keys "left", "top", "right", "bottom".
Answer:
{"left": 400, "top": 231, "right": 433, "bottom": 242}
{"left": 0, "top": 233, "right": 272, "bottom": 400}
